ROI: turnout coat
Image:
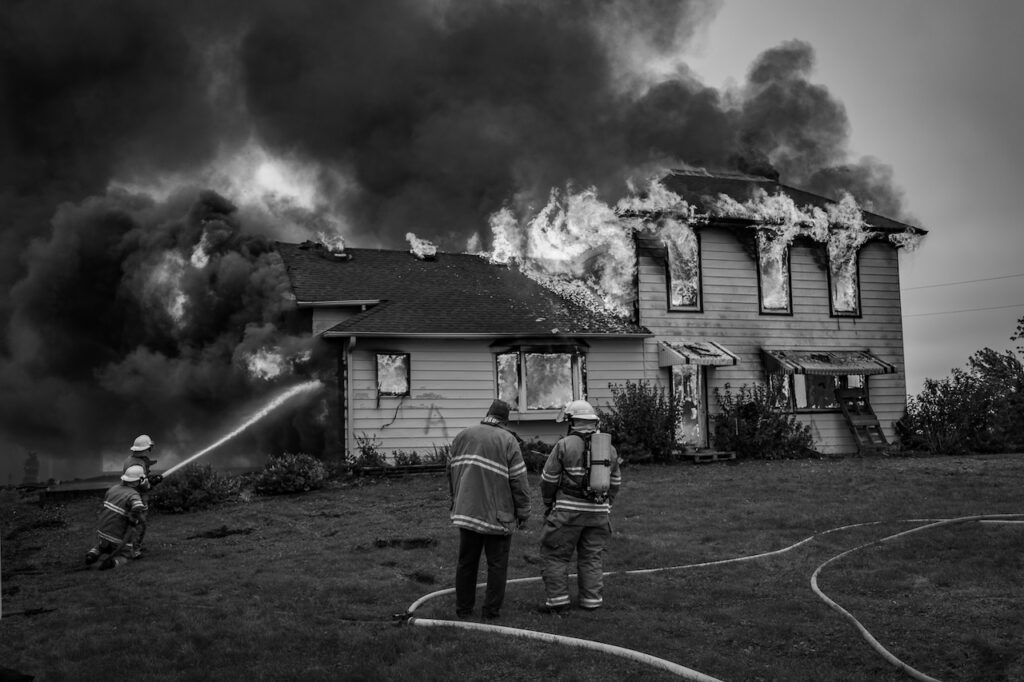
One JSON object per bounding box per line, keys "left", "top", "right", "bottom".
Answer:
{"left": 448, "top": 418, "right": 531, "bottom": 534}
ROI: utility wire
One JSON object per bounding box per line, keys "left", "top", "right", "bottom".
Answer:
{"left": 904, "top": 303, "right": 1024, "bottom": 318}
{"left": 901, "top": 272, "right": 1024, "bottom": 291}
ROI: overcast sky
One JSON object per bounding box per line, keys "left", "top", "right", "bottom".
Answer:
{"left": 685, "top": 0, "right": 1024, "bottom": 392}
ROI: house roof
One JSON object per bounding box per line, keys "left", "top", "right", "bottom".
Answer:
{"left": 661, "top": 168, "right": 925, "bottom": 234}
{"left": 275, "top": 242, "right": 652, "bottom": 338}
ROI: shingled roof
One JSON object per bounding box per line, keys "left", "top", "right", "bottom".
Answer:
{"left": 275, "top": 242, "right": 651, "bottom": 338}
{"left": 662, "top": 168, "right": 925, "bottom": 234}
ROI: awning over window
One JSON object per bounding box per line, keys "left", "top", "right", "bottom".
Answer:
{"left": 658, "top": 339, "right": 739, "bottom": 367}
{"left": 762, "top": 349, "right": 896, "bottom": 376}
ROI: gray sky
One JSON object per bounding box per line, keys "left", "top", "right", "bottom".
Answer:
{"left": 685, "top": 0, "right": 1024, "bottom": 392}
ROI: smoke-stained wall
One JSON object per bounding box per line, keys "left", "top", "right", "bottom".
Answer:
{"left": 0, "top": 0, "right": 913, "bottom": 477}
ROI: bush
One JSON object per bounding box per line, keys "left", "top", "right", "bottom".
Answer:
{"left": 349, "top": 433, "right": 386, "bottom": 467}
{"left": 711, "top": 382, "right": 816, "bottom": 460}
{"left": 149, "top": 464, "right": 244, "bottom": 513}
{"left": 598, "top": 380, "right": 682, "bottom": 463}
{"left": 521, "top": 437, "right": 553, "bottom": 472}
{"left": 253, "top": 453, "right": 328, "bottom": 495}
{"left": 896, "top": 348, "right": 1024, "bottom": 455}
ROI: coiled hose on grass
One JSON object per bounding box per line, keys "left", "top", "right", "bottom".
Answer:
{"left": 403, "top": 513, "right": 1024, "bottom": 681}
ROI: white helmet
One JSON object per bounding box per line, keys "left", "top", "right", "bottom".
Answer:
{"left": 130, "top": 434, "right": 154, "bottom": 452}
{"left": 557, "top": 399, "right": 599, "bottom": 423}
{"left": 122, "top": 465, "right": 146, "bottom": 483}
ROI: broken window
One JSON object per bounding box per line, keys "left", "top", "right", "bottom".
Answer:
{"left": 827, "top": 245, "right": 861, "bottom": 316}
{"left": 670, "top": 365, "right": 702, "bottom": 445}
{"left": 376, "top": 353, "right": 410, "bottom": 397}
{"left": 662, "top": 218, "right": 702, "bottom": 311}
{"left": 496, "top": 348, "right": 587, "bottom": 412}
{"left": 774, "top": 374, "right": 865, "bottom": 411}
{"left": 757, "top": 233, "right": 792, "bottom": 314}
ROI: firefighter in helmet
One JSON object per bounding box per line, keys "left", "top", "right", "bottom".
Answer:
{"left": 538, "top": 399, "right": 621, "bottom": 613}
{"left": 121, "top": 434, "right": 163, "bottom": 558}
{"left": 84, "top": 465, "right": 148, "bottom": 570}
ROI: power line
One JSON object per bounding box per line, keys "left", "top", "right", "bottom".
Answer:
{"left": 904, "top": 303, "right": 1024, "bottom": 318}
{"left": 901, "top": 272, "right": 1024, "bottom": 291}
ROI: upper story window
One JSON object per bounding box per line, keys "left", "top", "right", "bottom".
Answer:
{"left": 757, "top": 233, "right": 792, "bottom": 315}
{"left": 828, "top": 244, "right": 862, "bottom": 317}
{"left": 496, "top": 345, "right": 587, "bottom": 412}
{"left": 375, "top": 352, "right": 410, "bottom": 397}
{"left": 662, "top": 218, "right": 702, "bottom": 312}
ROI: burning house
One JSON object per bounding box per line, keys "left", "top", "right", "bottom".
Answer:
{"left": 277, "top": 169, "right": 925, "bottom": 458}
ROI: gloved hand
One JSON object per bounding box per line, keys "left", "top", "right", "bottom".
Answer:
{"left": 516, "top": 517, "right": 528, "bottom": 530}
{"left": 148, "top": 474, "right": 164, "bottom": 487}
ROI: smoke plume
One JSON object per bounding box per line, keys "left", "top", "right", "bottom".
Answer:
{"left": 0, "top": 0, "right": 911, "bottom": 475}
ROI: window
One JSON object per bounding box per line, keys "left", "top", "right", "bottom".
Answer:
{"left": 662, "top": 218, "right": 702, "bottom": 312}
{"left": 770, "top": 374, "right": 865, "bottom": 411}
{"left": 496, "top": 347, "right": 587, "bottom": 412}
{"left": 757, "top": 233, "right": 792, "bottom": 314}
{"left": 375, "top": 353, "right": 410, "bottom": 397}
{"left": 827, "top": 246, "right": 861, "bottom": 316}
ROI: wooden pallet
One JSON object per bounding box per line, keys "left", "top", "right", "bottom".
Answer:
{"left": 681, "top": 450, "right": 736, "bottom": 464}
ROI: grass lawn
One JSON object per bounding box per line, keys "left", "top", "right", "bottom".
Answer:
{"left": 2, "top": 453, "right": 1022, "bottom": 681}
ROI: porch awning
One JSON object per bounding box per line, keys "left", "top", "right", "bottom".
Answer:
{"left": 658, "top": 340, "right": 739, "bottom": 367}
{"left": 762, "top": 349, "right": 896, "bottom": 376}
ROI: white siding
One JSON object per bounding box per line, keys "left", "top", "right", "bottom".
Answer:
{"left": 637, "top": 231, "right": 908, "bottom": 455}
{"left": 345, "top": 337, "right": 645, "bottom": 457}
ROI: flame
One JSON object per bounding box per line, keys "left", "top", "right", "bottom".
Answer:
{"left": 407, "top": 232, "right": 438, "bottom": 260}
{"left": 145, "top": 251, "right": 190, "bottom": 326}
{"left": 245, "top": 348, "right": 288, "bottom": 381}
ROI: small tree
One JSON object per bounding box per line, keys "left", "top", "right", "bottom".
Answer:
{"left": 897, "top": 343, "right": 1024, "bottom": 455}
{"left": 711, "top": 382, "right": 816, "bottom": 460}
{"left": 598, "top": 380, "right": 682, "bottom": 463}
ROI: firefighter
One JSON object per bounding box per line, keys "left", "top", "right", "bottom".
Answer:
{"left": 121, "top": 434, "right": 163, "bottom": 558}
{"left": 447, "top": 399, "right": 531, "bottom": 620}
{"left": 538, "top": 399, "right": 621, "bottom": 614}
{"left": 84, "top": 465, "right": 148, "bottom": 570}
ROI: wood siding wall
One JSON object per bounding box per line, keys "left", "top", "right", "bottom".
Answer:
{"left": 344, "top": 337, "right": 646, "bottom": 458}
{"left": 637, "top": 230, "right": 907, "bottom": 455}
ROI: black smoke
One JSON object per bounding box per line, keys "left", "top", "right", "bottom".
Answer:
{"left": 0, "top": 0, "right": 911, "bottom": 473}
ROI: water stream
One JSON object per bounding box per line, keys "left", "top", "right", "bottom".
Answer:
{"left": 163, "top": 380, "right": 323, "bottom": 478}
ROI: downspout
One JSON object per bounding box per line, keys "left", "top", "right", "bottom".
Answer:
{"left": 346, "top": 336, "right": 357, "bottom": 457}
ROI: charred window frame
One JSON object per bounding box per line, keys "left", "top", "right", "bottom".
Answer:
{"left": 769, "top": 373, "right": 866, "bottom": 412}
{"left": 495, "top": 345, "right": 587, "bottom": 412}
{"left": 375, "top": 352, "right": 410, "bottom": 397}
{"left": 664, "top": 222, "right": 703, "bottom": 312}
{"left": 756, "top": 233, "right": 793, "bottom": 315}
{"left": 827, "top": 247, "right": 862, "bottom": 317}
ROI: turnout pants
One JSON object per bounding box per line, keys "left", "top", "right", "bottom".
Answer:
{"left": 455, "top": 529, "right": 512, "bottom": 618}
{"left": 540, "top": 513, "right": 611, "bottom": 609}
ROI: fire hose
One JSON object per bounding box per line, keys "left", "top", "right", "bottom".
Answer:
{"left": 400, "top": 513, "right": 1024, "bottom": 681}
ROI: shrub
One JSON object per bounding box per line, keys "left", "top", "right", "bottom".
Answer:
{"left": 253, "top": 453, "right": 328, "bottom": 495}
{"left": 349, "top": 433, "right": 386, "bottom": 467}
{"left": 149, "top": 464, "right": 244, "bottom": 513}
{"left": 896, "top": 348, "right": 1024, "bottom": 455}
{"left": 521, "top": 437, "right": 553, "bottom": 472}
{"left": 598, "top": 380, "right": 682, "bottom": 463}
{"left": 711, "top": 382, "right": 816, "bottom": 460}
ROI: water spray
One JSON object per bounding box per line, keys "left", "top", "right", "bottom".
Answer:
{"left": 162, "top": 380, "right": 323, "bottom": 478}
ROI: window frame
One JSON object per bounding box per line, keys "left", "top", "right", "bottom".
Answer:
{"left": 374, "top": 352, "right": 411, "bottom": 398}
{"left": 756, "top": 235, "right": 793, "bottom": 316}
{"left": 770, "top": 373, "right": 868, "bottom": 413}
{"left": 665, "top": 228, "right": 703, "bottom": 313}
{"left": 494, "top": 344, "right": 588, "bottom": 415}
{"left": 826, "top": 248, "right": 863, "bottom": 318}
